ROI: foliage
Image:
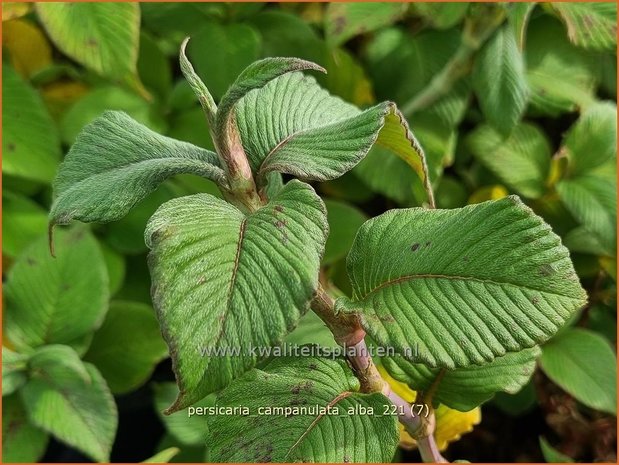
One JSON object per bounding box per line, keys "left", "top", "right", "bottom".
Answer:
{"left": 2, "top": 2, "right": 616, "bottom": 463}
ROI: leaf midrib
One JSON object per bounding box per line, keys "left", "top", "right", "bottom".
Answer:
{"left": 356, "top": 272, "right": 583, "bottom": 301}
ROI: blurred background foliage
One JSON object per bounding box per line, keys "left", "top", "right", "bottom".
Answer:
{"left": 2, "top": 2, "right": 617, "bottom": 463}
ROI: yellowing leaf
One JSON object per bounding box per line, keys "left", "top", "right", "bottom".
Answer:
{"left": 42, "top": 81, "right": 89, "bottom": 119}
{"left": 2, "top": 3, "right": 31, "bottom": 21}
{"left": 378, "top": 366, "right": 481, "bottom": 451}
{"left": 2, "top": 19, "right": 52, "bottom": 78}
{"left": 468, "top": 185, "right": 509, "bottom": 204}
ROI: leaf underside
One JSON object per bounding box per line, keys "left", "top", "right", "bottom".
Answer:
{"left": 339, "top": 196, "right": 587, "bottom": 369}
{"left": 145, "top": 180, "right": 327, "bottom": 412}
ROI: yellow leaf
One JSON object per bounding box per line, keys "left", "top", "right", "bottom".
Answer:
{"left": 468, "top": 185, "right": 509, "bottom": 204}
{"left": 3, "top": 19, "right": 52, "bottom": 78}
{"left": 379, "top": 365, "right": 481, "bottom": 451}
{"left": 2, "top": 2, "right": 32, "bottom": 21}
{"left": 42, "top": 81, "right": 90, "bottom": 120}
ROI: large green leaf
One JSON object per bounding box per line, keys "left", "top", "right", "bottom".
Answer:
{"left": 21, "top": 345, "right": 117, "bottom": 462}
{"left": 2, "top": 347, "right": 28, "bottom": 396}
{"left": 5, "top": 227, "right": 109, "bottom": 351}
{"left": 145, "top": 180, "right": 327, "bottom": 412}
{"left": 509, "top": 2, "right": 536, "bottom": 49}
{"left": 383, "top": 347, "right": 540, "bottom": 411}
{"left": 3, "top": 65, "right": 61, "bottom": 184}
{"left": 50, "top": 111, "right": 224, "bottom": 228}
{"left": 207, "top": 356, "right": 399, "bottom": 462}
{"left": 548, "top": 2, "right": 617, "bottom": 52}
{"left": 2, "top": 192, "right": 48, "bottom": 259}
{"left": 338, "top": 197, "right": 587, "bottom": 369}
{"left": 153, "top": 382, "right": 215, "bottom": 446}
{"left": 2, "top": 395, "right": 48, "bottom": 463}
{"left": 525, "top": 17, "right": 596, "bottom": 115}
{"left": 235, "top": 71, "right": 432, "bottom": 201}
{"left": 557, "top": 102, "right": 617, "bottom": 255}
{"left": 36, "top": 3, "right": 141, "bottom": 81}
{"left": 467, "top": 123, "right": 550, "bottom": 198}
{"left": 84, "top": 301, "right": 168, "bottom": 394}
{"left": 412, "top": 2, "right": 469, "bottom": 29}
{"left": 540, "top": 328, "right": 617, "bottom": 415}
{"left": 472, "top": 25, "right": 528, "bottom": 135}
{"left": 324, "top": 2, "right": 407, "bottom": 47}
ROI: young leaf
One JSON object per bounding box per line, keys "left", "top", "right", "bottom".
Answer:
{"left": 467, "top": 123, "right": 550, "bottom": 198}
{"left": 540, "top": 328, "right": 617, "bottom": 415}
{"left": 548, "top": 2, "right": 617, "bottom": 52}
{"left": 383, "top": 347, "right": 540, "bottom": 411}
{"left": 338, "top": 197, "right": 587, "bottom": 369}
{"left": 472, "top": 25, "right": 528, "bottom": 135}
{"left": 207, "top": 356, "right": 399, "bottom": 462}
{"left": 50, "top": 111, "right": 224, "bottom": 228}
{"left": 234, "top": 72, "right": 433, "bottom": 203}
{"left": 2, "top": 395, "right": 48, "bottom": 462}
{"left": 4, "top": 227, "right": 109, "bottom": 351}
{"left": 2, "top": 347, "right": 29, "bottom": 396}
{"left": 21, "top": 345, "right": 118, "bottom": 462}
{"left": 324, "top": 2, "right": 407, "bottom": 47}
{"left": 36, "top": 3, "right": 141, "bottom": 82}
{"left": 84, "top": 301, "right": 168, "bottom": 394}
{"left": 145, "top": 180, "right": 327, "bottom": 412}
{"left": 3, "top": 65, "right": 61, "bottom": 184}
{"left": 153, "top": 382, "right": 215, "bottom": 446}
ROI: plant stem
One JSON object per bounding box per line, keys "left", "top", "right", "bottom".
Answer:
{"left": 401, "top": 4, "right": 506, "bottom": 117}
{"left": 418, "top": 434, "right": 448, "bottom": 463}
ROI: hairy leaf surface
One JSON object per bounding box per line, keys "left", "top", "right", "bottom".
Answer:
{"left": 208, "top": 357, "right": 399, "bottom": 462}
{"left": 50, "top": 111, "right": 224, "bottom": 227}
{"left": 549, "top": 2, "right": 617, "bottom": 51}
{"left": 383, "top": 347, "right": 540, "bottom": 411}
{"left": 145, "top": 181, "right": 327, "bottom": 412}
{"left": 339, "top": 197, "right": 587, "bottom": 369}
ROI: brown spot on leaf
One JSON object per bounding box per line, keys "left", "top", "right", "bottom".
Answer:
{"left": 532, "top": 295, "right": 540, "bottom": 305}
{"left": 26, "top": 257, "right": 37, "bottom": 266}
{"left": 86, "top": 38, "right": 98, "bottom": 47}
{"left": 197, "top": 276, "right": 206, "bottom": 285}
{"left": 425, "top": 241, "right": 432, "bottom": 247}
{"left": 539, "top": 264, "right": 554, "bottom": 277}
{"left": 411, "top": 243, "right": 420, "bottom": 252}
{"left": 274, "top": 205, "right": 284, "bottom": 213}
{"left": 333, "top": 16, "right": 346, "bottom": 35}
{"left": 308, "top": 363, "right": 318, "bottom": 370}
{"left": 7, "top": 142, "right": 15, "bottom": 152}
{"left": 275, "top": 220, "right": 286, "bottom": 229}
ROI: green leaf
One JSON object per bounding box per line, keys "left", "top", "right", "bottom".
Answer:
{"left": 138, "top": 31, "right": 173, "bottom": 99}
{"left": 156, "top": 433, "right": 208, "bottom": 463}
{"left": 208, "top": 356, "right": 399, "bottom": 462}
{"left": 563, "top": 101, "right": 617, "bottom": 175}
{"left": 548, "top": 2, "right": 617, "bottom": 51}
{"left": 2, "top": 394, "right": 48, "bottom": 462}
{"left": 540, "top": 328, "right": 617, "bottom": 414}
{"left": 323, "top": 199, "right": 368, "bottom": 265}
{"left": 21, "top": 345, "right": 117, "bottom": 462}
{"left": 84, "top": 301, "right": 168, "bottom": 394}
{"left": 509, "top": 2, "right": 536, "bottom": 49}
{"left": 324, "top": 2, "right": 407, "bottom": 47}
{"left": 473, "top": 25, "right": 529, "bottom": 135}
{"left": 383, "top": 347, "right": 540, "bottom": 411}
{"left": 99, "top": 242, "right": 126, "bottom": 295}
{"left": 3, "top": 65, "right": 61, "bottom": 184}
{"left": 557, "top": 102, "right": 617, "bottom": 255}
{"left": 145, "top": 180, "right": 327, "bottom": 412}
{"left": 36, "top": 3, "right": 141, "bottom": 81}
{"left": 50, "top": 111, "right": 224, "bottom": 228}
{"left": 153, "top": 382, "right": 214, "bottom": 446}
{"left": 539, "top": 436, "right": 574, "bottom": 463}
{"left": 525, "top": 17, "right": 596, "bottom": 115}
{"left": 284, "top": 310, "right": 339, "bottom": 350}
{"left": 2, "top": 347, "right": 29, "bottom": 396}
{"left": 338, "top": 196, "right": 587, "bottom": 369}
{"left": 60, "top": 86, "right": 164, "bottom": 145}
{"left": 235, "top": 71, "right": 433, "bottom": 203}
{"left": 2, "top": 192, "right": 48, "bottom": 259}
{"left": 143, "top": 447, "right": 181, "bottom": 463}
{"left": 5, "top": 227, "right": 109, "bottom": 351}
{"left": 467, "top": 123, "right": 550, "bottom": 198}
{"left": 412, "top": 2, "right": 469, "bottom": 29}
{"left": 493, "top": 381, "right": 537, "bottom": 416}
{"left": 187, "top": 21, "right": 262, "bottom": 100}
